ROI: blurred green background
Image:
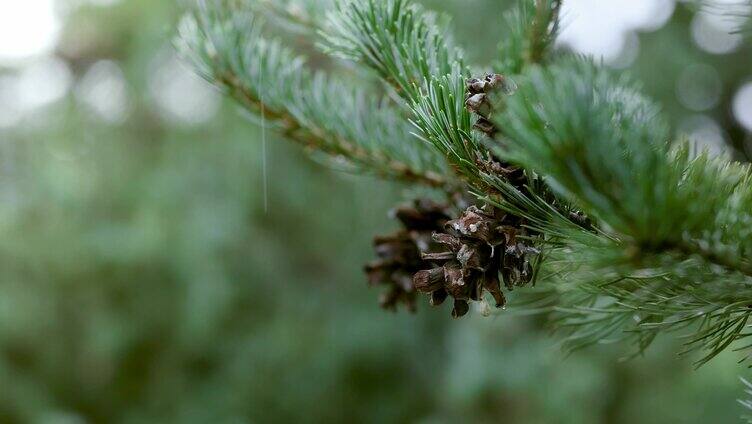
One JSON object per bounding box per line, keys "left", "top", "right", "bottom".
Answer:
{"left": 0, "top": 0, "right": 750, "bottom": 423}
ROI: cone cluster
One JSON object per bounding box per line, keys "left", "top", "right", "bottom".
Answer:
{"left": 365, "top": 199, "right": 539, "bottom": 318}
{"left": 413, "top": 205, "right": 539, "bottom": 318}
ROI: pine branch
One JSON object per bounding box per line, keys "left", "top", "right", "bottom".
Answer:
{"left": 491, "top": 57, "right": 752, "bottom": 363}
{"left": 321, "top": 0, "right": 569, "bottom": 192}
{"left": 410, "top": 74, "right": 480, "bottom": 180}
{"left": 320, "top": 0, "right": 572, "bottom": 319}
{"left": 321, "top": 0, "right": 499, "bottom": 186}
{"left": 495, "top": 58, "right": 752, "bottom": 271}
{"left": 181, "top": 0, "right": 752, "bottom": 367}
{"left": 323, "top": 0, "right": 531, "bottom": 192}
{"left": 177, "top": 0, "right": 448, "bottom": 187}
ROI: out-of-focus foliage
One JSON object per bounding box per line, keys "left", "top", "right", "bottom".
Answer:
{"left": 0, "top": 0, "right": 750, "bottom": 423}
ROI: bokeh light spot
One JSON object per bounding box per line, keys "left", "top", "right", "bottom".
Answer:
{"left": 75, "top": 60, "right": 130, "bottom": 124}
{"left": 675, "top": 63, "right": 722, "bottom": 112}
{"left": 733, "top": 82, "right": 752, "bottom": 132}
{"left": 557, "top": 0, "right": 675, "bottom": 65}
{"left": 0, "top": 0, "right": 60, "bottom": 63}
{"left": 148, "top": 51, "right": 221, "bottom": 126}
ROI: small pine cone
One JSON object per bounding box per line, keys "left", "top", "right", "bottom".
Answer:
{"left": 465, "top": 74, "right": 529, "bottom": 189}
{"left": 465, "top": 73, "right": 516, "bottom": 138}
{"left": 367, "top": 198, "right": 540, "bottom": 317}
{"left": 411, "top": 204, "right": 539, "bottom": 318}
{"left": 364, "top": 199, "right": 452, "bottom": 312}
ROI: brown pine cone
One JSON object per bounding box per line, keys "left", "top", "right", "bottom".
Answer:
{"left": 465, "top": 73, "right": 516, "bottom": 138}
{"left": 413, "top": 205, "right": 539, "bottom": 318}
{"left": 364, "top": 199, "right": 451, "bottom": 312}
{"left": 465, "top": 74, "right": 531, "bottom": 190}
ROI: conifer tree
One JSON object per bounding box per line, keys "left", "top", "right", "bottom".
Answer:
{"left": 178, "top": 0, "right": 752, "bottom": 377}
